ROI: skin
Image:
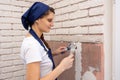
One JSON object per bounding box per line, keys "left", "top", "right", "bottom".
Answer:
{"left": 26, "top": 11, "right": 74, "bottom": 80}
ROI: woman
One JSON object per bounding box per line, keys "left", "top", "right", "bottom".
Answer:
{"left": 20, "top": 2, "right": 74, "bottom": 80}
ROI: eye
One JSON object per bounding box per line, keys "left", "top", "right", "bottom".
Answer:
{"left": 47, "top": 19, "right": 52, "bottom": 22}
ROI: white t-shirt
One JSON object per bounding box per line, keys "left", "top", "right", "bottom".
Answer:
{"left": 20, "top": 36, "right": 53, "bottom": 78}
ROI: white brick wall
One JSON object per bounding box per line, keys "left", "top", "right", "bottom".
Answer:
{"left": 0, "top": 0, "right": 105, "bottom": 80}
{"left": 45, "top": 0, "right": 104, "bottom": 42}
{"left": 0, "top": 0, "right": 38, "bottom": 80}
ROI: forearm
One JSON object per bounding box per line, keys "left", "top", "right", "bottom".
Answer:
{"left": 40, "top": 65, "right": 64, "bottom": 80}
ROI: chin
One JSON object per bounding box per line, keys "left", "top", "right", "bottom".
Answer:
{"left": 44, "top": 30, "right": 50, "bottom": 33}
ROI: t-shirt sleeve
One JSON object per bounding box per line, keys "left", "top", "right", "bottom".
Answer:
{"left": 24, "top": 42, "right": 43, "bottom": 64}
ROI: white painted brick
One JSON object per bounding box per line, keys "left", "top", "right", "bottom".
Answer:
{"left": 55, "top": 8, "right": 62, "bottom": 15}
{"left": 79, "top": 0, "right": 103, "bottom": 9}
{"left": 12, "top": 36, "right": 24, "bottom": 42}
{"left": 0, "top": 49, "right": 12, "bottom": 55}
{"left": 69, "top": 10, "right": 88, "bottom": 19}
{"left": 89, "top": 25, "right": 103, "bottom": 34}
{"left": 71, "top": 16, "right": 103, "bottom": 26}
{"left": 0, "top": 17, "right": 21, "bottom": 24}
{"left": 50, "top": 35, "right": 63, "bottom": 41}
{"left": 49, "top": 35, "right": 103, "bottom": 42}
{"left": 12, "top": 24, "right": 24, "bottom": 30}
{"left": 1, "top": 42, "right": 14, "bottom": 48}
{"left": 13, "top": 60, "right": 24, "bottom": 65}
{"left": 43, "top": 0, "right": 55, "bottom": 5}
{"left": 0, "top": 36, "right": 13, "bottom": 42}
{"left": 54, "top": 22, "right": 62, "bottom": 28}
{"left": 1, "top": 66, "right": 16, "bottom": 73}
{"left": 13, "top": 48, "right": 21, "bottom": 54}
{"left": 89, "top": 6, "right": 104, "bottom": 16}
{"left": 11, "top": 11, "right": 23, "bottom": 18}
{"left": 55, "top": 0, "right": 70, "bottom": 8}
{"left": 44, "top": 35, "right": 51, "bottom": 40}
{"left": 1, "top": 30, "right": 23, "bottom": 36}
{"left": 46, "top": 29, "right": 56, "bottom": 34}
{"left": 0, "top": 61, "right": 13, "bottom": 67}
{"left": 13, "top": 70, "right": 25, "bottom": 77}
{"left": 0, "top": 4, "right": 12, "bottom": 11}
{"left": 62, "top": 4, "right": 79, "bottom": 14}
{"left": 70, "top": 0, "right": 87, "bottom": 4}
{"left": 69, "top": 26, "right": 88, "bottom": 34}
{"left": 1, "top": 65, "right": 24, "bottom": 73}
{"left": 1, "top": 54, "right": 20, "bottom": 61}
{"left": 62, "top": 20, "right": 74, "bottom": 27}
{"left": 0, "top": 73, "right": 13, "bottom": 79}
{"left": 0, "top": 10, "right": 12, "bottom": 17}
{"left": 55, "top": 13, "right": 69, "bottom": 21}
{"left": 11, "top": 76, "right": 24, "bottom": 80}
{"left": 0, "top": 24, "right": 12, "bottom": 29}
{"left": 0, "top": 4, "right": 22, "bottom": 12}
{"left": 11, "top": 1, "right": 31, "bottom": 7}
{"left": 56, "top": 28, "right": 69, "bottom": 34}
{"left": 0, "top": 0, "right": 11, "bottom": 4}
{"left": 0, "top": 41, "right": 20, "bottom": 49}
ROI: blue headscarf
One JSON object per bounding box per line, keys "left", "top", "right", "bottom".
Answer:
{"left": 21, "top": 2, "right": 49, "bottom": 30}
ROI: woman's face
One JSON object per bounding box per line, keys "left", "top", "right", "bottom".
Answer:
{"left": 37, "top": 12, "right": 55, "bottom": 32}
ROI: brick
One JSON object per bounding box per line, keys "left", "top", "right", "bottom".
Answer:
{"left": 49, "top": 35, "right": 103, "bottom": 42}
{"left": 69, "top": 26, "right": 88, "bottom": 34}
{"left": 0, "top": 4, "right": 22, "bottom": 12}
{"left": 0, "top": 17, "right": 21, "bottom": 24}
{"left": 70, "top": 0, "right": 87, "bottom": 4}
{"left": 62, "top": 4, "right": 79, "bottom": 14}
{"left": 12, "top": 36, "right": 24, "bottom": 42}
{"left": 89, "top": 25, "right": 103, "bottom": 34}
{"left": 0, "top": 36, "right": 13, "bottom": 42}
{"left": 79, "top": 0, "right": 103, "bottom": 9}
{"left": 0, "top": 42, "right": 21, "bottom": 49}
{"left": 0, "top": 23, "right": 12, "bottom": 30}
{"left": 69, "top": 10, "right": 88, "bottom": 19}
{"left": 46, "top": 29, "right": 56, "bottom": 34}
{"left": 13, "top": 48, "right": 21, "bottom": 54}
{"left": 54, "top": 0, "right": 70, "bottom": 9}
{"left": 1, "top": 65, "right": 24, "bottom": 73}
{"left": 13, "top": 60, "right": 24, "bottom": 65}
{"left": 55, "top": 28, "right": 69, "bottom": 34}
{"left": 43, "top": 0, "right": 55, "bottom": 5}
{"left": 0, "top": 10, "right": 12, "bottom": 17}
{"left": 10, "top": 1, "right": 31, "bottom": 7}
{"left": 11, "top": 24, "right": 24, "bottom": 30}
{"left": 89, "top": 6, "right": 104, "bottom": 16}
{"left": 54, "top": 22, "right": 62, "bottom": 28}
{"left": 11, "top": 11, "right": 23, "bottom": 18}
{"left": 0, "top": 30, "right": 23, "bottom": 36}
{"left": 0, "top": 49, "right": 12, "bottom": 55}
{"left": 1, "top": 42, "right": 14, "bottom": 48}
{"left": 1, "top": 54, "right": 20, "bottom": 61}
{"left": 1, "top": 66, "right": 15, "bottom": 73}
{"left": 13, "top": 70, "right": 25, "bottom": 77}
{"left": 0, "top": 73, "right": 12, "bottom": 79}
{"left": 0, "top": 61, "right": 13, "bottom": 68}
{"left": 55, "top": 13, "right": 69, "bottom": 21}
{"left": 70, "top": 16, "right": 103, "bottom": 26}
{"left": 44, "top": 35, "right": 51, "bottom": 41}
{"left": 0, "top": 0, "right": 11, "bottom": 4}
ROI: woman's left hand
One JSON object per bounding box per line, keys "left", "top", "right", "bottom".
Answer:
{"left": 52, "top": 46, "right": 67, "bottom": 55}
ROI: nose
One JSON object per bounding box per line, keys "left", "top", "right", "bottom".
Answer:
{"left": 51, "top": 22, "right": 54, "bottom": 27}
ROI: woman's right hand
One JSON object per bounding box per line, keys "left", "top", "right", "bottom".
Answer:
{"left": 59, "top": 53, "right": 74, "bottom": 71}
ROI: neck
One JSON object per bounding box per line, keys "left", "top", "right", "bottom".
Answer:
{"left": 31, "top": 25, "right": 43, "bottom": 38}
